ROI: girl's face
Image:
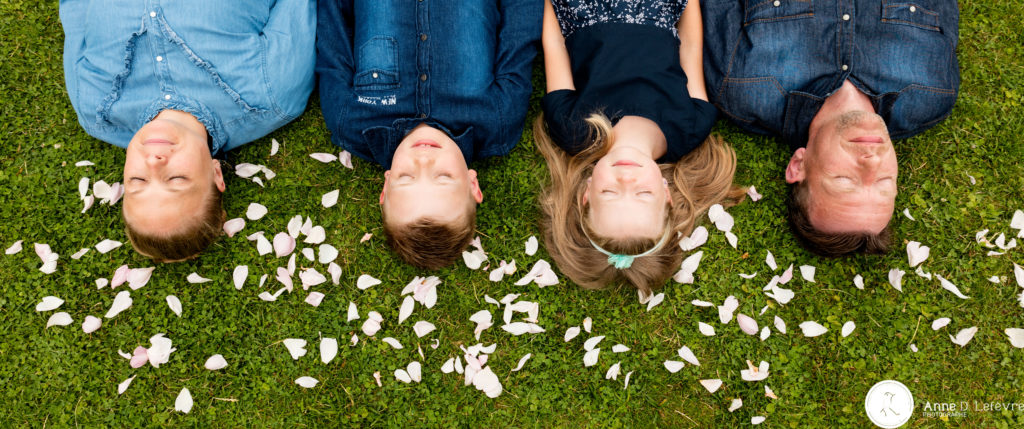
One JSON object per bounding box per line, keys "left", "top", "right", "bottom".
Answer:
{"left": 584, "top": 147, "right": 671, "bottom": 240}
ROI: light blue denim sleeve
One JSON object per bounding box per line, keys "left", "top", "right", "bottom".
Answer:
{"left": 262, "top": 0, "right": 317, "bottom": 121}
{"left": 59, "top": 0, "right": 90, "bottom": 136}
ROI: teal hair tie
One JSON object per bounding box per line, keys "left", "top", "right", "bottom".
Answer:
{"left": 607, "top": 253, "right": 635, "bottom": 269}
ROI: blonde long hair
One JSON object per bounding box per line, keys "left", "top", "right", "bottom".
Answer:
{"left": 535, "top": 114, "right": 746, "bottom": 295}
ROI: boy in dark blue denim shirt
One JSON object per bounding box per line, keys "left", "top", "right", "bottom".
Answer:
{"left": 702, "top": 0, "right": 959, "bottom": 256}
{"left": 316, "top": 0, "right": 541, "bottom": 269}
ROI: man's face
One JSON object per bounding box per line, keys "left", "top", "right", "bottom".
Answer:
{"left": 584, "top": 146, "right": 671, "bottom": 240}
{"left": 786, "top": 111, "right": 898, "bottom": 233}
{"left": 123, "top": 111, "right": 224, "bottom": 238}
{"left": 380, "top": 125, "right": 482, "bottom": 224}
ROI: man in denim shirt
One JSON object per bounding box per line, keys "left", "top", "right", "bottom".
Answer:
{"left": 317, "top": 0, "right": 541, "bottom": 269}
{"left": 61, "top": 0, "right": 316, "bottom": 261}
{"left": 702, "top": 0, "right": 959, "bottom": 256}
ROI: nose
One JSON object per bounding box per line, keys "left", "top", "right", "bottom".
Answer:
{"left": 858, "top": 152, "right": 881, "bottom": 169}
{"left": 146, "top": 153, "right": 168, "bottom": 168}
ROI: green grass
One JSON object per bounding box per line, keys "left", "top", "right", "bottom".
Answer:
{"left": 2, "top": 0, "right": 1023, "bottom": 427}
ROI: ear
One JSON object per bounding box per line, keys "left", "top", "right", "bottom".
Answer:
{"left": 468, "top": 169, "right": 483, "bottom": 203}
{"left": 379, "top": 170, "right": 390, "bottom": 205}
{"left": 212, "top": 159, "right": 226, "bottom": 192}
{"left": 785, "top": 148, "right": 807, "bottom": 184}
{"left": 663, "top": 178, "right": 673, "bottom": 205}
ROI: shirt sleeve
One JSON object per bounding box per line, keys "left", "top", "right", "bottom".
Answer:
{"left": 59, "top": 0, "right": 90, "bottom": 132}
{"left": 541, "top": 89, "right": 592, "bottom": 155}
{"left": 261, "top": 0, "right": 316, "bottom": 120}
{"left": 315, "top": 0, "right": 356, "bottom": 151}
{"left": 478, "top": 0, "right": 543, "bottom": 158}
{"left": 663, "top": 97, "right": 718, "bottom": 162}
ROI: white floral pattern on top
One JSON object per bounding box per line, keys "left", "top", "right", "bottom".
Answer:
{"left": 551, "top": 0, "right": 687, "bottom": 38}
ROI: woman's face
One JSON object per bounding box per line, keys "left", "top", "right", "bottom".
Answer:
{"left": 584, "top": 146, "right": 671, "bottom": 240}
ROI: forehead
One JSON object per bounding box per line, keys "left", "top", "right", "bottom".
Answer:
{"left": 384, "top": 181, "right": 472, "bottom": 225}
{"left": 588, "top": 199, "right": 666, "bottom": 240}
{"left": 805, "top": 184, "right": 894, "bottom": 233}
{"left": 123, "top": 184, "right": 209, "bottom": 236}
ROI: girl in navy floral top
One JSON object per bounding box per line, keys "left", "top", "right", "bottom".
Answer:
{"left": 535, "top": 0, "right": 746, "bottom": 295}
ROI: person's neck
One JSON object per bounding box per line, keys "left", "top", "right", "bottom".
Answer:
{"left": 809, "top": 80, "right": 875, "bottom": 136}
{"left": 152, "top": 109, "right": 209, "bottom": 143}
{"left": 611, "top": 116, "right": 667, "bottom": 160}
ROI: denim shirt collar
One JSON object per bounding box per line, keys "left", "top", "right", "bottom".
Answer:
{"left": 361, "top": 118, "right": 474, "bottom": 169}
{"left": 140, "top": 96, "right": 226, "bottom": 155}
{"left": 783, "top": 80, "right": 886, "bottom": 152}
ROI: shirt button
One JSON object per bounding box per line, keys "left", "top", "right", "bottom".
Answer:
{"left": 420, "top": 74, "right": 428, "bottom": 81}
{"left": 372, "top": 72, "right": 379, "bottom": 78}
{"left": 842, "top": 14, "right": 850, "bottom": 21}
{"left": 156, "top": 56, "right": 163, "bottom": 62}
{"left": 164, "top": 94, "right": 171, "bottom": 100}
{"left": 773, "top": 0, "right": 780, "bottom": 6}
{"left": 150, "top": 11, "right": 156, "bottom": 17}
{"left": 419, "top": 113, "right": 427, "bottom": 118}
{"left": 420, "top": 34, "right": 428, "bottom": 41}
{"left": 909, "top": 6, "right": 917, "bottom": 12}
{"left": 841, "top": 64, "right": 849, "bottom": 71}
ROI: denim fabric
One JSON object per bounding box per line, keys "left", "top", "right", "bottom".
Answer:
{"left": 702, "top": 0, "right": 960, "bottom": 150}
{"left": 316, "top": 0, "right": 542, "bottom": 169}
{"left": 60, "top": 0, "right": 316, "bottom": 154}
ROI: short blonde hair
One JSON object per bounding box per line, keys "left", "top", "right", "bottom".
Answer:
{"left": 124, "top": 183, "right": 225, "bottom": 263}
{"left": 535, "top": 114, "right": 746, "bottom": 295}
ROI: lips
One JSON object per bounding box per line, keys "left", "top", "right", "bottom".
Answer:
{"left": 412, "top": 139, "right": 441, "bottom": 149}
{"left": 850, "top": 136, "right": 884, "bottom": 144}
{"left": 143, "top": 138, "right": 175, "bottom": 145}
{"left": 612, "top": 160, "right": 641, "bottom": 167}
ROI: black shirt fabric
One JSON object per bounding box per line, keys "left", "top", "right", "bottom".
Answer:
{"left": 541, "top": 22, "right": 716, "bottom": 163}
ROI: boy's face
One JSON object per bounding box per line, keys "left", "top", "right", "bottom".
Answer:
{"left": 380, "top": 125, "right": 483, "bottom": 224}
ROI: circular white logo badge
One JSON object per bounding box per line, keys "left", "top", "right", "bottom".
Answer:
{"left": 865, "top": 380, "right": 914, "bottom": 428}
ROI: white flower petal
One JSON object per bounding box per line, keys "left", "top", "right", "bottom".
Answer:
{"left": 841, "top": 321, "right": 856, "bottom": 337}
{"left": 321, "top": 189, "right": 340, "bottom": 208}
{"left": 105, "top": 291, "right": 132, "bottom": 318}
{"left": 35, "top": 296, "right": 64, "bottom": 312}
{"left": 462, "top": 250, "right": 486, "bottom": 270}
{"left": 4, "top": 240, "right": 23, "bottom": 255}
{"left": 295, "top": 376, "right": 319, "bottom": 388}
{"left": 442, "top": 358, "right": 456, "bottom": 373}
{"left": 854, "top": 274, "right": 865, "bottom": 290}
{"left": 747, "top": 186, "right": 762, "bottom": 201}
{"left": 800, "top": 265, "right": 816, "bottom": 282}
{"left": 774, "top": 316, "right": 787, "bottom": 334}
{"left": 760, "top": 326, "right": 771, "bottom": 341}
{"left": 398, "top": 296, "right": 415, "bottom": 324}
{"left": 346, "top": 302, "right": 360, "bottom": 322}
{"left": 583, "top": 317, "right": 593, "bottom": 333}
{"left": 246, "top": 203, "right": 268, "bottom": 220}
{"left": 146, "top": 334, "right": 175, "bottom": 368}
{"left": 677, "top": 346, "right": 700, "bottom": 366}
{"left": 699, "top": 379, "right": 722, "bottom": 393}
{"left": 413, "top": 321, "right": 436, "bottom": 338}
{"left": 304, "top": 291, "right": 325, "bottom": 307}
{"left": 382, "top": 337, "right": 404, "bottom": 349}
{"left": 117, "top": 375, "right": 135, "bottom": 395}
{"left": 612, "top": 344, "right": 630, "bottom": 353}
{"left": 906, "top": 241, "right": 930, "bottom": 268}
{"left": 165, "top": 295, "right": 182, "bottom": 317}
{"left": 319, "top": 337, "right": 338, "bottom": 364}
{"left": 583, "top": 348, "right": 601, "bottom": 367}
{"left": 186, "top": 272, "right": 211, "bottom": 284}
{"left": 357, "top": 274, "right": 381, "bottom": 290}
{"left": 272, "top": 232, "right": 295, "bottom": 258}
{"left": 310, "top": 153, "right": 337, "bottom": 163}
{"left": 740, "top": 360, "right": 770, "bottom": 382}
{"left": 679, "top": 226, "right": 708, "bottom": 251}
{"left": 46, "top": 312, "right": 72, "bottom": 328}
{"left": 645, "top": 293, "right": 665, "bottom": 311}
{"left": 511, "top": 353, "right": 532, "bottom": 372}
{"left": 81, "top": 315, "right": 101, "bottom": 333}
{"left": 338, "top": 150, "right": 354, "bottom": 169}
{"left": 752, "top": 416, "right": 766, "bottom": 425}
{"left": 564, "top": 326, "right": 581, "bottom": 342}
{"left": 472, "top": 366, "right": 503, "bottom": 398}
{"left": 407, "top": 361, "right": 422, "bottom": 383}
{"left": 1005, "top": 328, "right": 1024, "bottom": 348}
{"left": 765, "top": 251, "right": 778, "bottom": 271}
{"left": 174, "top": 388, "right": 193, "bottom": 413}
{"left": 394, "top": 368, "right": 412, "bottom": 384}
{"left": 229, "top": 265, "right": 247, "bottom": 290}
{"left": 673, "top": 251, "right": 703, "bottom": 284}
{"left": 737, "top": 314, "right": 758, "bottom": 335}
{"left": 283, "top": 338, "right": 308, "bottom": 360}
{"left": 525, "top": 236, "right": 539, "bottom": 256}
{"left": 717, "top": 296, "right": 738, "bottom": 324}
{"left": 888, "top": 269, "right": 905, "bottom": 292}
{"left": 605, "top": 362, "right": 621, "bottom": 380}
{"left": 936, "top": 274, "right": 970, "bottom": 299}
{"left": 950, "top": 326, "right": 978, "bottom": 347}
{"left": 361, "top": 319, "right": 381, "bottom": 337}
{"left": 318, "top": 244, "right": 338, "bottom": 264}
{"left": 799, "top": 321, "right": 828, "bottom": 337}
{"left": 204, "top": 354, "right": 228, "bottom": 370}
{"left": 931, "top": 318, "right": 951, "bottom": 330}
{"left": 623, "top": 371, "right": 634, "bottom": 390}
{"left": 94, "top": 239, "right": 122, "bottom": 254}
{"left": 728, "top": 398, "right": 743, "bottom": 412}
{"left": 698, "top": 322, "right": 716, "bottom": 336}
{"left": 328, "top": 262, "right": 342, "bottom": 285}
{"left": 584, "top": 335, "right": 605, "bottom": 351}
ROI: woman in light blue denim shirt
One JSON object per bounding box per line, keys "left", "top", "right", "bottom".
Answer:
{"left": 60, "top": 0, "right": 316, "bottom": 261}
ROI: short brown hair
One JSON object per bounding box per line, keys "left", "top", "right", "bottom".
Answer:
{"left": 787, "top": 181, "right": 892, "bottom": 257}
{"left": 383, "top": 207, "right": 476, "bottom": 270}
{"left": 124, "top": 183, "right": 225, "bottom": 262}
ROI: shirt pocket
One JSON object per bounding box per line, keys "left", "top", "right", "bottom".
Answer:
{"left": 743, "top": 0, "right": 813, "bottom": 25}
{"left": 354, "top": 36, "right": 399, "bottom": 91}
{"left": 881, "top": 2, "right": 941, "bottom": 31}
{"left": 716, "top": 76, "right": 787, "bottom": 128}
